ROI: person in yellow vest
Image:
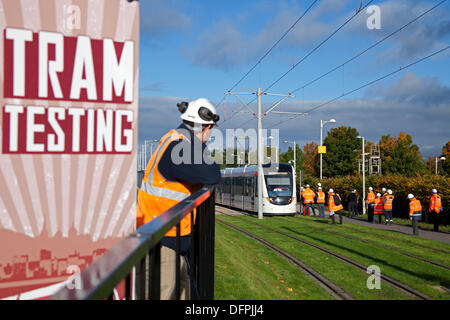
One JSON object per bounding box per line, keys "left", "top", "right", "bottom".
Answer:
{"left": 328, "top": 189, "right": 343, "bottom": 225}
{"left": 302, "top": 184, "right": 316, "bottom": 216}
{"left": 383, "top": 189, "right": 394, "bottom": 225}
{"left": 136, "top": 98, "right": 220, "bottom": 299}
{"left": 374, "top": 193, "right": 383, "bottom": 224}
{"left": 429, "top": 189, "right": 443, "bottom": 232}
{"left": 367, "top": 187, "right": 376, "bottom": 223}
{"left": 408, "top": 194, "right": 422, "bottom": 236}
{"left": 315, "top": 187, "right": 326, "bottom": 218}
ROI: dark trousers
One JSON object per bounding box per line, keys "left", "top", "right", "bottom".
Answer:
{"left": 374, "top": 214, "right": 382, "bottom": 224}
{"left": 368, "top": 204, "right": 374, "bottom": 222}
{"left": 412, "top": 215, "right": 421, "bottom": 236}
{"left": 383, "top": 210, "right": 392, "bottom": 223}
{"left": 430, "top": 211, "right": 440, "bottom": 232}
{"left": 317, "top": 203, "right": 325, "bottom": 218}
{"left": 331, "top": 211, "right": 343, "bottom": 224}
{"left": 304, "top": 203, "right": 316, "bottom": 216}
{"left": 348, "top": 202, "right": 358, "bottom": 217}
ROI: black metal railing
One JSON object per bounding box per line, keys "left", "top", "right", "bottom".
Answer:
{"left": 50, "top": 186, "right": 215, "bottom": 300}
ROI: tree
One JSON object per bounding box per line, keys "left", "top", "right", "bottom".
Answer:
{"left": 303, "top": 142, "right": 318, "bottom": 176}
{"left": 322, "top": 126, "right": 360, "bottom": 177}
{"left": 279, "top": 144, "right": 305, "bottom": 175}
{"left": 379, "top": 132, "right": 424, "bottom": 176}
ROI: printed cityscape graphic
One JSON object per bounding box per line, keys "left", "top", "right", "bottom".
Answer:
{"left": 0, "top": 227, "right": 121, "bottom": 298}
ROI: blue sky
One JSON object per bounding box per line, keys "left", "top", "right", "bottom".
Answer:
{"left": 138, "top": 0, "right": 450, "bottom": 160}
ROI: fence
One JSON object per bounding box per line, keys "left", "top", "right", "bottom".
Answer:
{"left": 50, "top": 186, "right": 215, "bottom": 300}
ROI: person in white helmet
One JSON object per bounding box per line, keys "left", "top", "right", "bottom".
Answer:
{"left": 429, "top": 189, "right": 443, "bottom": 232}
{"left": 408, "top": 194, "right": 422, "bottom": 236}
{"left": 137, "top": 98, "right": 220, "bottom": 299}
{"left": 383, "top": 189, "right": 394, "bottom": 225}
{"left": 367, "top": 187, "right": 376, "bottom": 223}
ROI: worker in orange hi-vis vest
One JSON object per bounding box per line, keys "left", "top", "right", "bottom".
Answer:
{"left": 137, "top": 98, "right": 220, "bottom": 299}
{"left": 408, "top": 194, "right": 422, "bottom": 236}
{"left": 383, "top": 189, "right": 394, "bottom": 225}
{"left": 374, "top": 193, "right": 384, "bottom": 224}
{"left": 367, "top": 187, "right": 376, "bottom": 223}
{"left": 302, "top": 185, "right": 316, "bottom": 216}
{"left": 316, "top": 187, "right": 326, "bottom": 218}
{"left": 328, "top": 189, "right": 343, "bottom": 225}
{"left": 429, "top": 189, "right": 443, "bottom": 232}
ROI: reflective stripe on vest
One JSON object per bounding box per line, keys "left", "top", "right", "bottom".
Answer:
{"left": 137, "top": 129, "right": 198, "bottom": 236}
{"left": 317, "top": 192, "right": 325, "bottom": 203}
{"left": 430, "top": 194, "right": 442, "bottom": 212}
{"left": 409, "top": 198, "right": 422, "bottom": 216}
{"left": 367, "top": 191, "right": 375, "bottom": 204}
{"left": 384, "top": 195, "right": 394, "bottom": 210}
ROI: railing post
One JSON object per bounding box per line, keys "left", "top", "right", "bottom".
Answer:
{"left": 148, "top": 242, "right": 161, "bottom": 300}
{"left": 197, "top": 189, "right": 215, "bottom": 299}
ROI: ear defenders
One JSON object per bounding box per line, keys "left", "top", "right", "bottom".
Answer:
{"left": 177, "top": 101, "right": 189, "bottom": 113}
{"left": 198, "top": 106, "right": 220, "bottom": 123}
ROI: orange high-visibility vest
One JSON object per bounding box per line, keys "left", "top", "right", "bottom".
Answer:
{"left": 317, "top": 191, "right": 325, "bottom": 203}
{"left": 136, "top": 129, "right": 201, "bottom": 236}
{"left": 328, "top": 193, "right": 343, "bottom": 212}
{"left": 384, "top": 195, "right": 394, "bottom": 210}
{"left": 429, "top": 194, "right": 442, "bottom": 213}
{"left": 367, "top": 191, "right": 375, "bottom": 204}
{"left": 409, "top": 198, "right": 422, "bottom": 217}
{"left": 302, "top": 188, "right": 315, "bottom": 204}
{"left": 374, "top": 197, "right": 383, "bottom": 214}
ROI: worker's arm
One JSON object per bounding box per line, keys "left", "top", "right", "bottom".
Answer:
{"left": 158, "top": 139, "right": 221, "bottom": 185}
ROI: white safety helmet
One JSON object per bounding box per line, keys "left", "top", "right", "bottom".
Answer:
{"left": 432, "top": 189, "right": 437, "bottom": 194}
{"left": 376, "top": 193, "right": 381, "bottom": 197}
{"left": 318, "top": 187, "right": 322, "bottom": 190}
{"left": 387, "top": 189, "right": 392, "bottom": 195}
{"left": 352, "top": 189, "right": 356, "bottom": 193}
{"left": 329, "top": 188, "right": 334, "bottom": 193}
{"left": 382, "top": 188, "right": 386, "bottom": 192}
{"left": 407, "top": 194, "right": 414, "bottom": 199}
{"left": 178, "top": 98, "right": 219, "bottom": 125}
{"left": 318, "top": 183, "right": 322, "bottom": 187}
{"left": 306, "top": 184, "right": 310, "bottom": 188}
{"left": 369, "top": 187, "right": 373, "bottom": 191}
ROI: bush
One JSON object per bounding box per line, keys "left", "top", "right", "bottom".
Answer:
{"left": 298, "top": 173, "right": 450, "bottom": 223}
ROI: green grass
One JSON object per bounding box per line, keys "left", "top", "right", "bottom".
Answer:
{"left": 215, "top": 216, "right": 411, "bottom": 300}
{"left": 228, "top": 214, "right": 450, "bottom": 300}
{"left": 277, "top": 216, "right": 450, "bottom": 268}
{"left": 214, "top": 222, "right": 333, "bottom": 300}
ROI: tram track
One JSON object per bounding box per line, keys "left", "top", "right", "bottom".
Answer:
{"left": 216, "top": 206, "right": 433, "bottom": 300}
{"left": 275, "top": 217, "right": 450, "bottom": 271}
{"left": 216, "top": 218, "right": 353, "bottom": 300}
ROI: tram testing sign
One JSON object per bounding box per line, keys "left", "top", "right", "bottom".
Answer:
{"left": 0, "top": 0, "right": 139, "bottom": 299}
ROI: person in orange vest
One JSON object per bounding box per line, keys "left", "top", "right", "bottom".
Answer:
{"left": 374, "top": 193, "right": 384, "bottom": 224}
{"left": 408, "top": 194, "right": 422, "bottom": 236}
{"left": 367, "top": 187, "right": 376, "bottom": 223}
{"left": 136, "top": 98, "right": 220, "bottom": 299}
{"left": 315, "top": 187, "right": 326, "bottom": 218}
{"left": 328, "top": 188, "right": 343, "bottom": 225}
{"left": 302, "top": 184, "right": 316, "bottom": 216}
{"left": 429, "top": 189, "right": 443, "bottom": 232}
{"left": 383, "top": 189, "right": 394, "bottom": 225}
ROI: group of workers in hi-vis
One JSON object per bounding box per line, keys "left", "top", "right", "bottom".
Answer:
{"left": 301, "top": 184, "right": 444, "bottom": 235}
{"left": 300, "top": 184, "right": 344, "bottom": 225}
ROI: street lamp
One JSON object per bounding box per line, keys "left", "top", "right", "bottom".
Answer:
{"left": 436, "top": 156, "right": 446, "bottom": 174}
{"left": 320, "top": 119, "right": 336, "bottom": 180}
{"left": 357, "top": 136, "right": 366, "bottom": 215}
{"left": 284, "top": 140, "right": 296, "bottom": 173}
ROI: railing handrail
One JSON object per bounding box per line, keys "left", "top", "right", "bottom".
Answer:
{"left": 50, "top": 185, "right": 214, "bottom": 300}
